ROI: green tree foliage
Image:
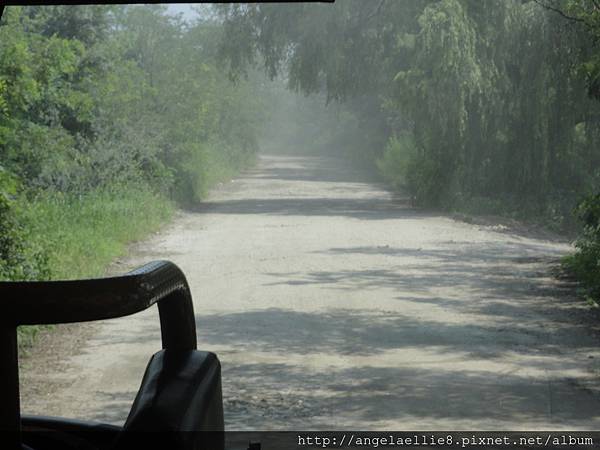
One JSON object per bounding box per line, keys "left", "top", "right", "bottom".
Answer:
{"left": 216, "top": 0, "right": 600, "bottom": 219}
{"left": 533, "top": 1, "right": 600, "bottom": 100}
{"left": 0, "top": 5, "right": 266, "bottom": 281}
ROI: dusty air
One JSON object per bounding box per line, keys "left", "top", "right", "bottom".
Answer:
{"left": 1, "top": 2, "right": 600, "bottom": 449}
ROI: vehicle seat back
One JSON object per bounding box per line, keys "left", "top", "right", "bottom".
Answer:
{"left": 115, "top": 349, "right": 224, "bottom": 450}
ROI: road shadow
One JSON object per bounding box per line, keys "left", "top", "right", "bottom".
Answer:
{"left": 191, "top": 305, "right": 600, "bottom": 429}
{"left": 190, "top": 153, "right": 427, "bottom": 220}
{"left": 221, "top": 362, "right": 600, "bottom": 429}
{"left": 194, "top": 197, "right": 434, "bottom": 221}
{"left": 88, "top": 391, "right": 137, "bottom": 425}
{"left": 243, "top": 154, "right": 380, "bottom": 184}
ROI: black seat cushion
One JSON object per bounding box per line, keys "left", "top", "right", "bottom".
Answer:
{"left": 114, "top": 350, "right": 224, "bottom": 450}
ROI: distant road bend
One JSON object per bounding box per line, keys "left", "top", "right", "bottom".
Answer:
{"left": 21, "top": 154, "right": 600, "bottom": 429}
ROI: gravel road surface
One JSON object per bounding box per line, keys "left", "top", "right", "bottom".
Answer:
{"left": 20, "top": 154, "right": 600, "bottom": 430}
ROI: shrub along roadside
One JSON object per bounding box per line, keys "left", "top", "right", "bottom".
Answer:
{"left": 562, "top": 194, "right": 600, "bottom": 304}
{"left": 19, "top": 184, "right": 174, "bottom": 280}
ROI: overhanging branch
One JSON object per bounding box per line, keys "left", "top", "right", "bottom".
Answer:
{"left": 533, "top": 0, "right": 588, "bottom": 24}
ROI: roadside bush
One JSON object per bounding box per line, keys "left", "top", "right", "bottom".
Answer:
{"left": 563, "top": 193, "right": 600, "bottom": 300}
{"left": 172, "top": 139, "right": 255, "bottom": 205}
{"left": 376, "top": 133, "right": 417, "bottom": 191}
{"left": 377, "top": 133, "right": 454, "bottom": 207}
{"left": 407, "top": 150, "right": 453, "bottom": 207}
{"left": 0, "top": 167, "right": 49, "bottom": 281}
{"left": 20, "top": 183, "right": 174, "bottom": 280}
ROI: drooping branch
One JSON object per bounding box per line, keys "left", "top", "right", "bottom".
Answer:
{"left": 533, "top": 0, "right": 588, "bottom": 24}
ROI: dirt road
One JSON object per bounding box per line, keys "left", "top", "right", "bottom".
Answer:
{"left": 20, "top": 154, "right": 600, "bottom": 429}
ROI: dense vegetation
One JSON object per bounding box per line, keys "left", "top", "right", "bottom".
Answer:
{"left": 0, "top": 5, "right": 265, "bottom": 285}
{"left": 216, "top": 0, "right": 600, "bottom": 301}
{"left": 2, "top": 2, "right": 600, "bottom": 310}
